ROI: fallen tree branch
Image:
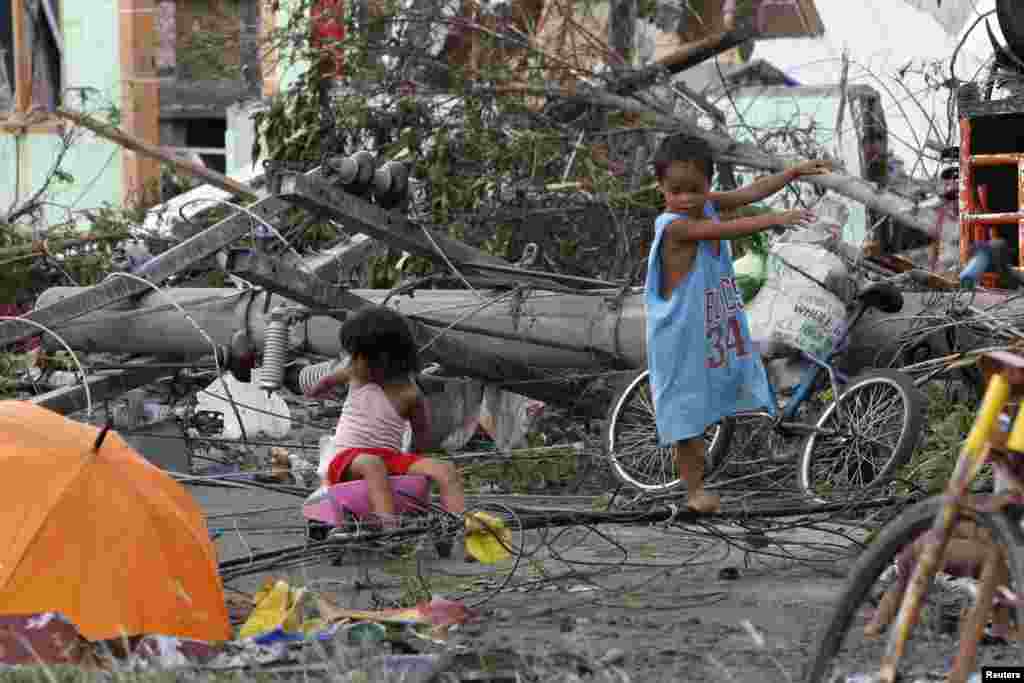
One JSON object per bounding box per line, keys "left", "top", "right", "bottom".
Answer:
{"left": 550, "top": 24, "right": 756, "bottom": 122}
{"left": 614, "top": 25, "right": 757, "bottom": 96}
{"left": 491, "top": 83, "right": 939, "bottom": 238}
{"left": 0, "top": 232, "right": 133, "bottom": 266}
{"left": 54, "top": 108, "right": 258, "bottom": 201}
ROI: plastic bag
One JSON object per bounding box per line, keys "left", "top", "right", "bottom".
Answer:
{"left": 478, "top": 385, "right": 545, "bottom": 451}
{"left": 239, "top": 580, "right": 306, "bottom": 640}
{"left": 734, "top": 251, "right": 766, "bottom": 302}
{"left": 465, "top": 511, "right": 512, "bottom": 564}
{"left": 746, "top": 231, "right": 851, "bottom": 360}
{"left": 196, "top": 373, "right": 291, "bottom": 440}
{"left": 424, "top": 378, "right": 484, "bottom": 451}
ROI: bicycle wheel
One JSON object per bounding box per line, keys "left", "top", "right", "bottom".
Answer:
{"left": 604, "top": 370, "right": 733, "bottom": 492}
{"left": 805, "top": 498, "right": 1024, "bottom": 682}
{"left": 798, "top": 369, "right": 926, "bottom": 502}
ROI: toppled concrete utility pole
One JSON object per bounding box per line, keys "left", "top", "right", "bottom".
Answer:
{"left": 35, "top": 281, "right": 619, "bottom": 409}
{"left": 0, "top": 166, "right": 324, "bottom": 350}
{"left": 55, "top": 109, "right": 259, "bottom": 201}
{"left": 224, "top": 249, "right": 578, "bottom": 406}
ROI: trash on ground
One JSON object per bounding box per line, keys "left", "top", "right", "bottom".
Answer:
{"left": 479, "top": 385, "right": 546, "bottom": 451}
{"left": 316, "top": 595, "right": 475, "bottom": 640}
{"left": 465, "top": 511, "right": 513, "bottom": 564}
{"left": 195, "top": 372, "right": 292, "bottom": 440}
{"left": 238, "top": 578, "right": 310, "bottom": 640}
{"left": 424, "top": 377, "right": 485, "bottom": 451}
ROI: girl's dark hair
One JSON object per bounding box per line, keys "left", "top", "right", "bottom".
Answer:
{"left": 653, "top": 134, "right": 714, "bottom": 183}
{"left": 340, "top": 305, "right": 420, "bottom": 382}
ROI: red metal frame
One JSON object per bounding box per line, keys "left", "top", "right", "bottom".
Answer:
{"left": 959, "top": 117, "right": 1024, "bottom": 287}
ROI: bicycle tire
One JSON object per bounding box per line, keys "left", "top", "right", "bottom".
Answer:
{"left": 998, "top": 0, "right": 1024, "bottom": 66}
{"left": 603, "top": 369, "right": 733, "bottom": 492}
{"left": 805, "top": 497, "right": 1024, "bottom": 682}
{"left": 798, "top": 369, "right": 926, "bottom": 503}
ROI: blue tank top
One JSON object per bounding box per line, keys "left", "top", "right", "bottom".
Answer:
{"left": 644, "top": 201, "right": 775, "bottom": 446}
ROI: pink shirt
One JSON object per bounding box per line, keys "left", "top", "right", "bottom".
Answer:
{"left": 317, "top": 383, "right": 408, "bottom": 479}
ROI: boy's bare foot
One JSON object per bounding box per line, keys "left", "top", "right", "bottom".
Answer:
{"left": 686, "top": 490, "right": 720, "bottom": 514}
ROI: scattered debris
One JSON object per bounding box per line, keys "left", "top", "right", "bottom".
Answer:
{"left": 5, "top": 0, "right": 1024, "bottom": 680}
{"left": 195, "top": 372, "right": 292, "bottom": 440}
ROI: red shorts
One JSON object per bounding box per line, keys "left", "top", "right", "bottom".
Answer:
{"left": 326, "top": 447, "right": 423, "bottom": 486}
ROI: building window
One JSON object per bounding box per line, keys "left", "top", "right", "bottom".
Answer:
{"left": 0, "top": 0, "right": 63, "bottom": 115}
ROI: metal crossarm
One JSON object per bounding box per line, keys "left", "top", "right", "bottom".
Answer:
{"left": 0, "top": 168, "right": 323, "bottom": 349}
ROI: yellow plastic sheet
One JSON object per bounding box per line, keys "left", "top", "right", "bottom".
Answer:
{"left": 238, "top": 579, "right": 307, "bottom": 640}
{"left": 465, "top": 511, "right": 512, "bottom": 564}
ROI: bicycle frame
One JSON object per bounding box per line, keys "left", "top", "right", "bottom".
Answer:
{"left": 877, "top": 350, "right": 1024, "bottom": 683}
{"left": 737, "top": 295, "right": 867, "bottom": 433}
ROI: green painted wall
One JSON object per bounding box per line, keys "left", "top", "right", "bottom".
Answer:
{"left": 0, "top": 0, "right": 123, "bottom": 230}
{"left": 276, "top": 0, "right": 308, "bottom": 94}
{"left": 726, "top": 87, "right": 870, "bottom": 246}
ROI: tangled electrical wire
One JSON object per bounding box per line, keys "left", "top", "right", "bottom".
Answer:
{"left": 17, "top": 0, "right": 1024, "bottom": 620}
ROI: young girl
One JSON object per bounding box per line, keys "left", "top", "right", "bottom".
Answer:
{"left": 305, "top": 305, "right": 465, "bottom": 528}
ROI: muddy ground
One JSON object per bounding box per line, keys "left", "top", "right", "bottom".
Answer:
{"left": 193, "top": 483, "right": 1021, "bottom": 682}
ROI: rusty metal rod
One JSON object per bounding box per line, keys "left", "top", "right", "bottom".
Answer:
{"left": 961, "top": 212, "right": 1024, "bottom": 225}
{"left": 970, "top": 153, "right": 1024, "bottom": 167}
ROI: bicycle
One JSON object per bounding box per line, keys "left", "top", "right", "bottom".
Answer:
{"left": 805, "top": 349, "right": 1024, "bottom": 683}
{"left": 603, "top": 278, "right": 928, "bottom": 502}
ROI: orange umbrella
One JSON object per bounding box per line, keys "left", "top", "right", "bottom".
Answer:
{"left": 0, "top": 401, "right": 231, "bottom": 642}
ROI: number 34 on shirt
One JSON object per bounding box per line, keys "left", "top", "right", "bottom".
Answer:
{"left": 704, "top": 278, "right": 750, "bottom": 369}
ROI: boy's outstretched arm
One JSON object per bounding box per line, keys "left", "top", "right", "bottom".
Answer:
{"left": 665, "top": 208, "right": 816, "bottom": 244}
{"left": 711, "top": 159, "right": 833, "bottom": 211}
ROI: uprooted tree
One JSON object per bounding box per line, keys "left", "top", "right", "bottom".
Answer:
{"left": 252, "top": 0, "right": 959, "bottom": 291}
{"left": 253, "top": 0, "right": 811, "bottom": 286}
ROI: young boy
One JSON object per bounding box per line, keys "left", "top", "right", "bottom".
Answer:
{"left": 647, "top": 134, "right": 831, "bottom": 513}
